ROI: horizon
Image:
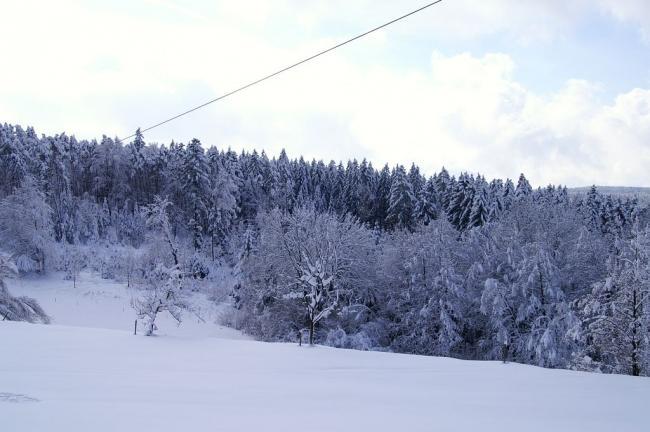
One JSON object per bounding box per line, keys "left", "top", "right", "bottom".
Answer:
{"left": 5, "top": 121, "right": 650, "bottom": 191}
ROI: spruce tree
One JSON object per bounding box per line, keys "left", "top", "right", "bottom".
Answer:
{"left": 515, "top": 173, "right": 532, "bottom": 199}
{"left": 386, "top": 166, "right": 415, "bottom": 231}
{"left": 181, "top": 139, "right": 210, "bottom": 250}
{"left": 413, "top": 177, "right": 438, "bottom": 225}
{"left": 469, "top": 185, "right": 489, "bottom": 229}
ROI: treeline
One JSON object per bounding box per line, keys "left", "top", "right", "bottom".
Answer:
{"left": 0, "top": 123, "right": 649, "bottom": 376}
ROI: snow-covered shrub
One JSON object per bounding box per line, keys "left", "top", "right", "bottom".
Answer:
{"left": 325, "top": 327, "right": 376, "bottom": 351}
{"left": 119, "top": 247, "right": 140, "bottom": 288}
{"left": 186, "top": 253, "right": 210, "bottom": 279}
{"left": 100, "top": 246, "right": 122, "bottom": 279}
{"left": 0, "top": 254, "right": 50, "bottom": 323}
{"left": 346, "top": 332, "right": 374, "bottom": 351}
{"left": 14, "top": 254, "right": 39, "bottom": 273}
{"left": 352, "top": 321, "right": 391, "bottom": 350}
{"left": 61, "top": 246, "right": 86, "bottom": 288}
{"left": 137, "top": 238, "right": 173, "bottom": 275}
{"left": 325, "top": 328, "right": 348, "bottom": 348}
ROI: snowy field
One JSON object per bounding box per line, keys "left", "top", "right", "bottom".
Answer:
{"left": 2, "top": 274, "right": 650, "bottom": 432}
{"left": 5, "top": 271, "right": 245, "bottom": 339}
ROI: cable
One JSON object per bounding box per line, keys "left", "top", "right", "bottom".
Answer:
{"left": 120, "top": 0, "right": 444, "bottom": 141}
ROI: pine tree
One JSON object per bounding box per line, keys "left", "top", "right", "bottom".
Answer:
{"left": 356, "top": 159, "right": 376, "bottom": 224}
{"left": 515, "top": 173, "right": 532, "bottom": 199}
{"left": 487, "top": 179, "right": 504, "bottom": 219}
{"left": 502, "top": 178, "right": 515, "bottom": 210}
{"left": 435, "top": 167, "right": 452, "bottom": 211}
{"left": 207, "top": 159, "right": 239, "bottom": 260}
{"left": 447, "top": 174, "right": 474, "bottom": 231}
{"left": 413, "top": 177, "right": 438, "bottom": 225}
{"left": 0, "top": 129, "right": 28, "bottom": 197}
{"left": 372, "top": 165, "right": 392, "bottom": 229}
{"left": 468, "top": 185, "right": 489, "bottom": 229}
{"left": 181, "top": 139, "right": 210, "bottom": 250}
{"left": 386, "top": 166, "right": 415, "bottom": 231}
{"left": 273, "top": 149, "right": 295, "bottom": 212}
{"left": 128, "top": 128, "right": 147, "bottom": 204}
{"left": 408, "top": 163, "right": 425, "bottom": 198}
{"left": 582, "top": 185, "right": 603, "bottom": 233}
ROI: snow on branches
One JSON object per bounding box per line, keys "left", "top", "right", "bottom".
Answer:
{"left": 0, "top": 254, "right": 50, "bottom": 323}
{"left": 131, "top": 264, "right": 187, "bottom": 336}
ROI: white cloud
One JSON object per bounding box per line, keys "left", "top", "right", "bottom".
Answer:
{"left": 222, "top": 49, "right": 650, "bottom": 187}
{"left": 597, "top": 0, "right": 650, "bottom": 41}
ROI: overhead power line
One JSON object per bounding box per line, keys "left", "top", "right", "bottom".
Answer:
{"left": 120, "top": 0, "right": 444, "bottom": 141}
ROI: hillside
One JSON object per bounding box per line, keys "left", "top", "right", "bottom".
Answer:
{"left": 569, "top": 186, "right": 650, "bottom": 204}
{"left": 2, "top": 122, "right": 649, "bottom": 374}
{"left": 1, "top": 274, "right": 649, "bottom": 432}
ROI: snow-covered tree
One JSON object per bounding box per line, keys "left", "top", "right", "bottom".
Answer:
{"left": 583, "top": 226, "right": 650, "bottom": 375}
{"left": 434, "top": 167, "right": 453, "bottom": 211}
{"left": 0, "top": 177, "right": 53, "bottom": 272}
{"left": 413, "top": 177, "right": 438, "bottom": 225}
{"left": 181, "top": 139, "right": 210, "bottom": 250}
{"left": 386, "top": 166, "right": 415, "bottom": 231}
{"left": 144, "top": 196, "right": 179, "bottom": 266}
{"left": 240, "top": 207, "right": 374, "bottom": 343}
{"left": 580, "top": 185, "right": 603, "bottom": 233}
{"left": 207, "top": 159, "right": 239, "bottom": 259}
{"left": 481, "top": 238, "right": 578, "bottom": 368}
{"left": 514, "top": 246, "right": 575, "bottom": 367}
{"left": 515, "top": 173, "right": 532, "bottom": 199}
{"left": 293, "top": 255, "right": 337, "bottom": 345}
{"left": 380, "top": 220, "right": 467, "bottom": 356}
{"left": 468, "top": 184, "right": 489, "bottom": 229}
{"left": 131, "top": 264, "right": 186, "bottom": 336}
{"left": 447, "top": 174, "right": 475, "bottom": 231}
{"left": 2, "top": 120, "right": 648, "bottom": 374}
{"left": 62, "top": 245, "right": 86, "bottom": 288}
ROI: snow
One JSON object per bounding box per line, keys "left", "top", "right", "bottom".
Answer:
{"left": 6, "top": 271, "right": 245, "bottom": 339}
{"left": 2, "top": 273, "right": 650, "bottom": 432}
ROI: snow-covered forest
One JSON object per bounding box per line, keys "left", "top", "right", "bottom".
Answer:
{"left": 1, "top": 122, "right": 649, "bottom": 376}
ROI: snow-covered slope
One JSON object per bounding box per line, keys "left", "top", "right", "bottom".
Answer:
{"left": 2, "top": 274, "right": 649, "bottom": 432}
{"left": 6, "top": 272, "right": 245, "bottom": 339}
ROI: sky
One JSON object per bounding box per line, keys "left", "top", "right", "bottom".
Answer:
{"left": 1, "top": 0, "right": 649, "bottom": 187}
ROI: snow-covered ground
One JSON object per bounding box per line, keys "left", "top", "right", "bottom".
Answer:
{"left": 2, "top": 273, "right": 650, "bottom": 432}
{"left": 6, "top": 271, "right": 245, "bottom": 339}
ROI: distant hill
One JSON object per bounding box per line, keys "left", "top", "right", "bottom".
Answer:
{"left": 569, "top": 186, "right": 650, "bottom": 204}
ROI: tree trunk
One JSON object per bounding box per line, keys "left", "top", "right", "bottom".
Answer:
{"left": 631, "top": 288, "right": 640, "bottom": 376}
{"left": 309, "top": 319, "right": 315, "bottom": 346}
